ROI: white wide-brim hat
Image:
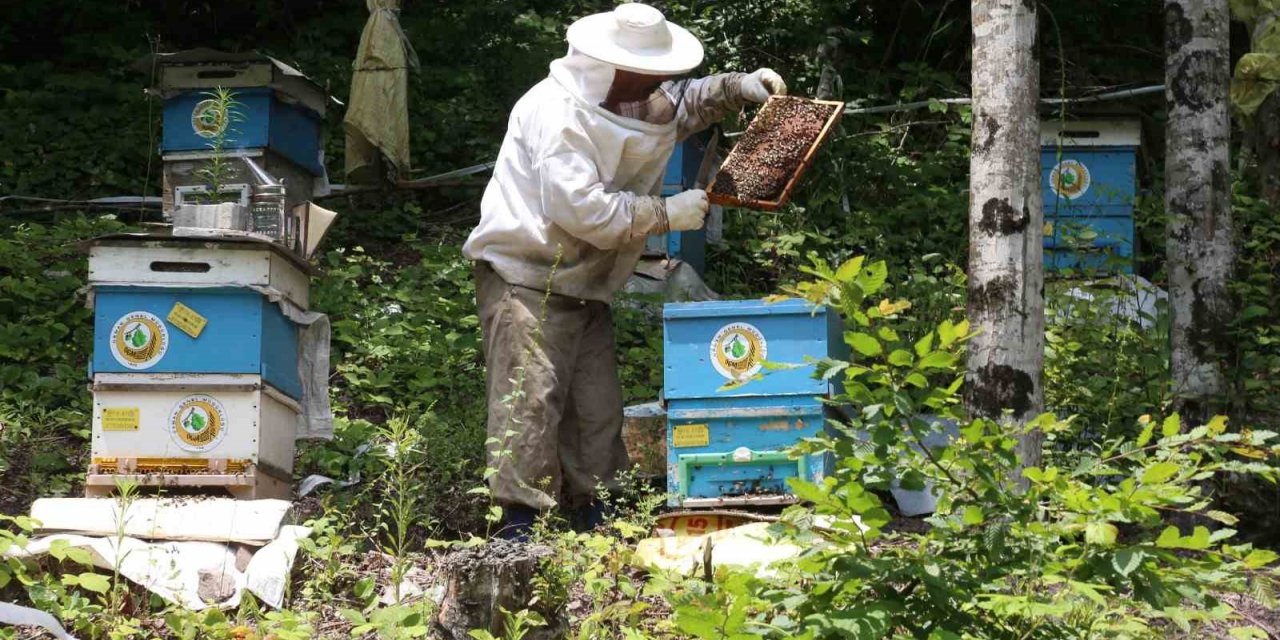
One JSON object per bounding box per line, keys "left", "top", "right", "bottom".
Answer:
{"left": 566, "top": 3, "right": 704, "bottom": 75}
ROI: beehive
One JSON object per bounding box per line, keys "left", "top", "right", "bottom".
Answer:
{"left": 87, "top": 373, "right": 297, "bottom": 500}
{"left": 85, "top": 235, "right": 312, "bottom": 498}
{"left": 662, "top": 298, "right": 845, "bottom": 507}
{"left": 140, "top": 49, "right": 333, "bottom": 225}
{"left": 1041, "top": 119, "right": 1140, "bottom": 272}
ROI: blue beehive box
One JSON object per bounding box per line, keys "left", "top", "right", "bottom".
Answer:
{"left": 662, "top": 298, "right": 844, "bottom": 507}
{"left": 161, "top": 87, "right": 324, "bottom": 176}
{"left": 91, "top": 286, "right": 302, "bottom": 401}
{"left": 144, "top": 50, "right": 331, "bottom": 177}
{"left": 1041, "top": 120, "right": 1140, "bottom": 272}
{"left": 645, "top": 134, "right": 712, "bottom": 274}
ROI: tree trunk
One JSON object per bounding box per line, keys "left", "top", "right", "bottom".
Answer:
{"left": 1164, "top": 0, "right": 1234, "bottom": 417}
{"left": 434, "top": 540, "right": 561, "bottom": 640}
{"left": 1256, "top": 92, "right": 1280, "bottom": 207}
{"left": 966, "top": 0, "right": 1045, "bottom": 473}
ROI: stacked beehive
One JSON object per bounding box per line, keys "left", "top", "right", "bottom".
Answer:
{"left": 145, "top": 49, "right": 332, "bottom": 221}
{"left": 80, "top": 50, "right": 335, "bottom": 499}
{"left": 662, "top": 298, "right": 846, "bottom": 507}
{"left": 84, "top": 237, "right": 313, "bottom": 499}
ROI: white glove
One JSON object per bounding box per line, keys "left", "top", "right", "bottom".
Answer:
{"left": 665, "top": 189, "right": 709, "bottom": 232}
{"left": 740, "top": 68, "right": 788, "bottom": 103}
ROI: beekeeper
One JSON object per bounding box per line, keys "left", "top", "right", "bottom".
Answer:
{"left": 462, "top": 2, "right": 786, "bottom": 538}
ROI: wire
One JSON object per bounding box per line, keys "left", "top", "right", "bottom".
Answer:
{"left": 843, "top": 84, "right": 1165, "bottom": 115}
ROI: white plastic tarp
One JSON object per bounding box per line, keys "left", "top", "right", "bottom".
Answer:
{"left": 30, "top": 498, "right": 293, "bottom": 545}
{"left": 5, "top": 527, "right": 309, "bottom": 611}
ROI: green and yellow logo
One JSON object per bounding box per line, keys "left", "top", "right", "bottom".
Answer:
{"left": 191, "top": 99, "right": 229, "bottom": 139}
{"left": 168, "top": 394, "right": 227, "bottom": 452}
{"left": 710, "top": 322, "right": 767, "bottom": 381}
{"left": 109, "top": 312, "right": 169, "bottom": 370}
{"left": 1050, "top": 159, "right": 1091, "bottom": 200}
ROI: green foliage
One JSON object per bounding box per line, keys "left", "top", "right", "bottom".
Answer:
{"left": 661, "top": 258, "right": 1280, "bottom": 639}
{"left": 0, "top": 215, "right": 128, "bottom": 406}
{"left": 0, "top": 214, "right": 128, "bottom": 513}
{"left": 1044, "top": 279, "right": 1171, "bottom": 443}
{"left": 194, "top": 87, "right": 244, "bottom": 202}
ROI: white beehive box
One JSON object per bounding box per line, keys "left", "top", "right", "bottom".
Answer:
{"left": 88, "top": 235, "right": 312, "bottom": 310}
{"left": 88, "top": 373, "right": 300, "bottom": 499}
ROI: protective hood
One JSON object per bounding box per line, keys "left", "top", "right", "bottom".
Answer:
{"left": 549, "top": 47, "right": 618, "bottom": 108}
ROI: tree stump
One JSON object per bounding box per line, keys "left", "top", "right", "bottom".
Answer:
{"left": 433, "top": 539, "right": 561, "bottom": 640}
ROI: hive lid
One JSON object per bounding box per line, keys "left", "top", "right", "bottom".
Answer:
{"left": 137, "top": 48, "right": 338, "bottom": 116}
{"left": 663, "top": 297, "right": 823, "bottom": 319}
{"left": 1040, "top": 119, "right": 1141, "bottom": 148}
{"left": 83, "top": 232, "right": 320, "bottom": 277}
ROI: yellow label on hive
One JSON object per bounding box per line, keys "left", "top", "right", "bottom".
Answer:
{"left": 167, "top": 302, "right": 207, "bottom": 338}
{"left": 101, "top": 407, "right": 140, "bottom": 431}
{"left": 672, "top": 423, "right": 710, "bottom": 448}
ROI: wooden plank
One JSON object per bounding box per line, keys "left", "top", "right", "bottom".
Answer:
{"left": 707, "top": 96, "right": 846, "bottom": 211}
{"left": 84, "top": 464, "right": 292, "bottom": 502}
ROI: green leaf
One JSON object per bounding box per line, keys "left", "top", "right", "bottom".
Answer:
{"left": 1066, "top": 580, "right": 1109, "bottom": 606}
{"left": 1155, "top": 526, "right": 1182, "bottom": 548}
{"left": 938, "top": 320, "right": 957, "bottom": 347}
{"left": 1136, "top": 415, "right": 1156, "bottom": 447}
{"left": 76, "top": 572, "right": 111, "bottom": 594}
{"left": 1161, "top": 414, "right": 1181, "bottom": 438}
{"left": 1112, "top": 549, "right": 1144, "bottom": 576}
{"left": 353, "top": 576, "right": 376, "bottom": 600}
{"left": 834, "top": 256, "right": 865, "bottom": 282}
{"left": 1184, "top": 526, "right": 1212, "bottom": 550}
{"left": 1228, "top": 627, "right": 1269, "bottom": 640}
{"left": 855, "top": 260, "right": 889, "bottom": 295}
{"left": 1243, "top": 549, "right": 1279, "bottom": 569}
{"left": 846, "top": 332, "right": 882, "bottom": 357}
{"left": 1085, "top": 522, "right": 1118, "bottom": 546}
{"left": 962, "top": 506, "right": 984, "bottom": 525}
{"left": 64, "top": 547, "right": 94, "bottom": 566}
{"left": 1206, "top": 510, "right": 1240, "bottom": 526}
{"left": 916, "top": 351, "right": 956, "bottom": 370}
{"left": 887, "top": 350, "right": 914, "bottom": 366}
{"left": 1141, "top": 461, "right": 1179, "bottom": 484}
{"left": 1206, "top": 415, "right": 1229, "bottom": 435}
{"left": 914, "top": 333, "right": 935, "bottom": 358}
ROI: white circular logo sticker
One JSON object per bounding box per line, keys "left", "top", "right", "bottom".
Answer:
{"left": 169, "top": 394, "right": 228, "bottom": 452}
{"left": 109, "top": 312, "right": 169, "bottom": 370}
{"left": 1050, "top": 159, "right": 1091, "bottom": 200}
{"left": 709, "top": 322, "right": 767, "bottom": 381}
{"left": 191, "top": 99, "right": 228, "bottom": 139}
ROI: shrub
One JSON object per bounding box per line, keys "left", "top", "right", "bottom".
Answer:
{"left": 664, "top": 255, "right": 1280, "bottom": 639}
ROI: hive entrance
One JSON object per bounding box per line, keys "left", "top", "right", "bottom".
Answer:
{"left": 708, "top": 96, "right": 844, "bottom": 211}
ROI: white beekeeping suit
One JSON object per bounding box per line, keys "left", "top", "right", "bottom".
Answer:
{"left": 461, "top": 2, "right": 786, "bottom": 540}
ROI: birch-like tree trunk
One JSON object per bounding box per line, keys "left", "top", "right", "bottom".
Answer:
{"left": 1165, "top": 0, "right": 1234, "bottom": 415}
{"left": 966, "top": 0, "right": 1045, "bottom": 471}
